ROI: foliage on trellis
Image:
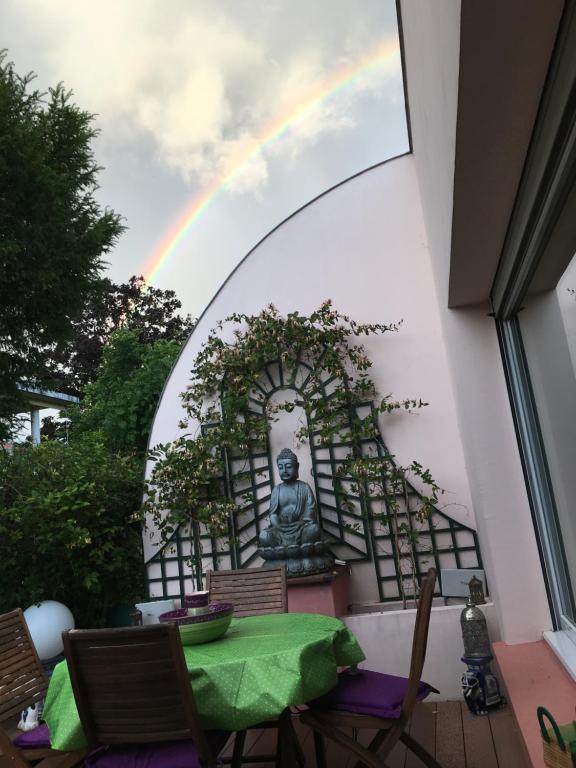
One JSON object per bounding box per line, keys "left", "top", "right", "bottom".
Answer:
{"left": 144, "top": 301, "right": 447, "bottom": 602}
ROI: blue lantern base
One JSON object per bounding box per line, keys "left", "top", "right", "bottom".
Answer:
{"left": 461, "top": 655, "right": 503, "bottom": 715}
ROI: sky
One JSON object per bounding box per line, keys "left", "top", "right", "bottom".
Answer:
{"left": 2, "top": 0, "right": 408, "bottom": 318}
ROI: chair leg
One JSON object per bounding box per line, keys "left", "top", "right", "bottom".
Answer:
{"left": 276, "top": 709, "right": 301, "bottom": 768}
{"left": 350, "top": 726, "right": 402, "bottom": 768}
{"left": 292, "top": 719, "right": 306, "bottom": 767}
{"left": 231, "top": 729, "right": 247, "bottom": 768}
{"left": 313, "top": 730, "right": 327, "bottom": 768}
{"left": 400, "top": 732, "right": 445, "bottom": 768}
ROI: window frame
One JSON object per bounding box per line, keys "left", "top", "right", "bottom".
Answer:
{"left": 491, "top": 0, "right": 576, "bottom": 647}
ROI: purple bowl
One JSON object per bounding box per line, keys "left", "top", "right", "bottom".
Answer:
{"left": 159, "top": 603, "right": 234, "bottom": 626}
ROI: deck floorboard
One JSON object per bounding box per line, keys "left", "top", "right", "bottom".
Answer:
{"left": 435, "top": 700, "right": 466, "bottom": 768}
{"left": 231, "top": 701, "right": 529, "bottom": 767}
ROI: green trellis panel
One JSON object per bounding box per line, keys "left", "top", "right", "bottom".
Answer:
{"left": 146, "top": 355, "right": 483, "bottom": 603}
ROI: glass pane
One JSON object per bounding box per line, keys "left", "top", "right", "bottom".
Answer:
{"left": 519, "top": 253, "right": 576, "bottom": 621}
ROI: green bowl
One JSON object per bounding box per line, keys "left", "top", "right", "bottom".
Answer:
{"left": 178, "top": 612, "right": 232, "bottom": 645}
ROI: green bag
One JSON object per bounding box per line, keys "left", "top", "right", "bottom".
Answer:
{"left": 538, "top": 706, "right": 576, "bottom": 768}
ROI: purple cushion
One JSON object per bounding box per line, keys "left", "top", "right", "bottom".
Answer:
{"left": 309, "top": 669, "right": 439, "bottom": 719}
{"left": 13, "top": 723, "right": 51, "bottom": 749}
{"left": 85, "top": 731, "right": 229, "bottom": 768}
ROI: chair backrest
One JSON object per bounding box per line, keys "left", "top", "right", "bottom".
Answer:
{"left": 206, "top": 565, "right": 287, "bottom": 617}
{"left": 0, "top": 608, "right": 48, "bottom": 724}
{"left": 401, "top": 567, "right": 437, "bottom": 720}
{"left": 62, "top": 624, "right": 212, "bottom": 761}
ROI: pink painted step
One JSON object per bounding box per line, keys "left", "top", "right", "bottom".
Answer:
{"left": 493, "top": 639, "right": 576, "bottom": 768}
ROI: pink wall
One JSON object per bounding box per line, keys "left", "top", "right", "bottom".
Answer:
{"left": 400, "top": 0, "right": 551, "bottom": 643}
{"left": 146, "top": 156, "right": 475, "bottom": 605}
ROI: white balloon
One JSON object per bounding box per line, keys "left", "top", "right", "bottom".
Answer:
{"left": 23, "top": 601, "right": 75, "bottom": 660}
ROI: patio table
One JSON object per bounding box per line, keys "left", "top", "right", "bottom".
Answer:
{"left": 42, "top": 612, "right": 365, "bottom": 751}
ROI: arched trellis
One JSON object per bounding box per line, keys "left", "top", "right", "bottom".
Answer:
{"left": 147, "top": 352, "right": 483, "bottom": 603}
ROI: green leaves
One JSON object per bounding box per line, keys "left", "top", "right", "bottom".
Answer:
{"left": 0, "top": 434, "right": 144, "bottom": 627}
{"left": 0, "top": 52, "right": 123, "bottom": 427}
{"left": 145, "top": 299, "right": 441, "bottom": 589}
{"left": 68, "top": 328, "right": 182, "bottom": 455}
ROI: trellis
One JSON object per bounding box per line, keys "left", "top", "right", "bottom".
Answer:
{"left": 147, "top": 353, "right": 482, "bottom": 602}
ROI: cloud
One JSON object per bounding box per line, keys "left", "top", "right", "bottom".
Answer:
{"left": 3, "top": 0, "right": 401, "bottom": 193}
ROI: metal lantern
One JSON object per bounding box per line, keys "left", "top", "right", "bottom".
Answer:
{"left": 460, "top": 596, "right": 491, "bottom": 658}
{"left": 468, "top": 575, "right": 486, "bottom": 605}
{"left": 460, "top": 582, "right": 503, "bottom": 715}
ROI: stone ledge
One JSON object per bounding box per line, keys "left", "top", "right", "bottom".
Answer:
{"left": 493, "top": 639, "right": 576, "bottom": 768}
{"left": 287, "top": 563, "right": 350, "bottom": 586}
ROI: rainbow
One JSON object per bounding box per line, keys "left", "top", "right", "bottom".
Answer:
{"left": 143, "top": 38, "right": 401, "bottom": 285}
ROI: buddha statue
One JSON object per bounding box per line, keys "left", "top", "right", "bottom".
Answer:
{"left": 258, "top": 448, "right": 334, "bottom": 576}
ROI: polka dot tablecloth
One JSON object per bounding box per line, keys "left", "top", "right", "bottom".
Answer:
{"left": 43, "top": 612, "right": 365, "bottom": 750}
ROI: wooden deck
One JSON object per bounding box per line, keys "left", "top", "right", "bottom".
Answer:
{"left": 222, "top": 701, "right": 530, "bottom": 767}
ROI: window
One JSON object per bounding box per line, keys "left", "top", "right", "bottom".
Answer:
{"left": 492, "top": 3, "right": 576, "bottom": 667}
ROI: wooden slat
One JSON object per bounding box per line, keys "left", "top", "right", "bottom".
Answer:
{"left": 0, "top": 645, "right": 32, "bottom": 667}
{"left": 405, "top": 702, "right": 436, "bottom": 768}
{"left": 0, "top": 682, "right": 46, "bottom": 718}
{"left": 210, "top": 573, "right": 284, "bottom": 582}
{"left": 434, "top": 701, "right": 465, "bottom": 768}
{"left": 207, "top": 566, "right": 288, "bottom": 616}
{"left": 209, "top": 584, "right": 284, "bottom": 594}
{"left": 0, "top": 626, "right": 27, "bottom": 644}
{"left": 0, "top": 616, "right": 25, "bottom": 633}
{"left": 1, "top": 654, "right": 42, "bottom": 680}
{"left": 210, "top": 577, "right": 283, "bottom": 586}
{"left": 213, "top": 594, "right": 285, "bottom": 606}
{"left": 488, "top": 707, "right": 529, "bottom": 768}
{"left": 77, "top": 644, "right": 172, "bottom": 663}
{"left": 461, "top": 702, "right": 498, "bottom": 768}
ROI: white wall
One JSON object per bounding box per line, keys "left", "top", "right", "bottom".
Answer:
{"left": 400, "top": 0, "right": 552, "bottom": 642}
{"left": 146, "top": 156, "right": 476, "bottom": 604}
{"left": 399, "top": 0, "right": 460, "bottom": 308}
{"left": 345, "top": 602, "right": 500, "bottom": 700}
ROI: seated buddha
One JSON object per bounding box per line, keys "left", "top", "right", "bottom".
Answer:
{"left": 258, "top": 448, "right": 334, "bottom": 576}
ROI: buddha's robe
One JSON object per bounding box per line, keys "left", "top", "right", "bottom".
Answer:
{"left": 260, "top": 480, "right": 320, "bottom": 547}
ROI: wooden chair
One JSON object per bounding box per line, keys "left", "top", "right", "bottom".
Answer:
{"left": 301, "top": 568, "right": 444, "bottom": 768}
{"left": 62, "top": 623, "right": 229, "bottom": 767}
{"left": 0, "top": 608, "right": 85, "bottom": 768}
{"left": 207, "top": 565, "right": 298, "bottom": 767}
{"left": 206, "top": 564, "right": 288, "bottom": 616}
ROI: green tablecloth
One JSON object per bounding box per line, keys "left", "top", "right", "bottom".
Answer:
{"left": 43, "top": 612, "right": 365, "bottom": 750}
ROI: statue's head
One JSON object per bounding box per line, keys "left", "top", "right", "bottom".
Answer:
{"left": 276, "top": 448, "right": 299, "bottom": 482}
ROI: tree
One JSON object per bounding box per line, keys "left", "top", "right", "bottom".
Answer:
{"left": 66, "top": 327, "right": 183, "bottom": 455}
{"left": 0, "top": 52, "right": 123, "bottom": 431}
{"left": 46, "top": 275, "right": 194, "bottom": 394}
{"left": 0, "top": 434, "right": 144, "bottom": 627}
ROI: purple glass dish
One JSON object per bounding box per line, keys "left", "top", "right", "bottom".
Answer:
{"left": 158, "top": 603, "right": 234, "bottom": 626}
{"left": 183, "top": 591, "right": 209, "bottom": 610}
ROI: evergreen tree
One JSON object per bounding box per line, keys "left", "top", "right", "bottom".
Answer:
{"left": 0, "top": 52, "right": 123, "bottom": 434}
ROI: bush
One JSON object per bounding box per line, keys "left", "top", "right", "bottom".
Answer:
{"left": 0, "top": 434, "right": 145, "bottom": 627}
{"left": 68, "top": 328, "right": 182, "bottom": 455}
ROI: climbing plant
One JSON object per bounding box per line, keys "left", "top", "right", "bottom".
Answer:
{"left": 144, "top": 301, "right": 442, "bottom": 601}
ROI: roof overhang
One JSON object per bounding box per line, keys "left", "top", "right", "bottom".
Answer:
{"left": 17, "top": 385, "right": 80, "bottom": 410}
{"left": 449, "top": 0, "right": 564, "bottom": 307}
{"left": 399, "top": 0, "right": 565, "bottom": 308}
